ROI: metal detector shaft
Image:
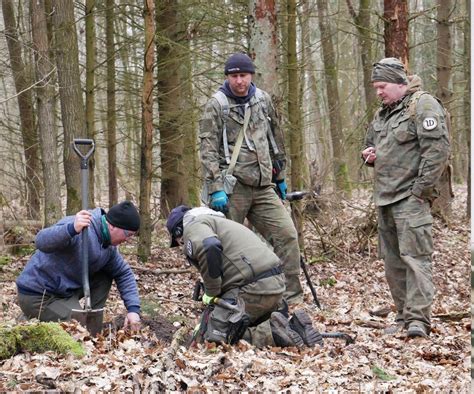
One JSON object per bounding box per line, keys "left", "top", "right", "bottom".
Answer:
{"left": 300, "top": 255, "right": 322, "bottom": 309}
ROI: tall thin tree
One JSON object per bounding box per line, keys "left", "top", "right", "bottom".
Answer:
{"left": 316, "top": 0, "right": 351, "bottom": 195}
{"left": 106, "top": 0, "right": 118, "bottom": 206}
{"left": 30, "top": 0, "right": 62, "bottom": 225}
{"left": 85, "top": 0, "right": 96, "bottom": 206}
{"left": 2, "top": 0, "right": 41, "bottom": 219}
{"left": 138, "top": 0, "right": 155, "bottom": 262}
{"left": 52, "top": 0, "right": 85, "bottom": 214}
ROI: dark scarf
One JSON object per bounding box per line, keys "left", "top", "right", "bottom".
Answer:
{"left": 219, "top": 81, "right": 257, "bottom": 115}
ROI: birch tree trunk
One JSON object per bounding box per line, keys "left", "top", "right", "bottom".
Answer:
{"left": 106, "top": 0, "right": 118, "bottom": 206}
{"left": 2, "top": 0, "right": 41, "bottom": 219}
{"left": 30, "top": 0, "right": 62, "bottom": 225}
{"left": 138, "top": 0, "right": 155, "bottom": 262}
{"left": 52, "top": 0, "right": 84, "bottom": 214}
{"left": 316, "top": 0, "right": 351, "bottom": 196}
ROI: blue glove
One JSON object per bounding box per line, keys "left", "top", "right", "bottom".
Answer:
{"left": 276, "top": 179, "right": 287, "bottom": 200}
{"left": 210, "top": 190, "right": 229, "bottom": 212}
{"left": 202, "top": 294, "right": 216, "bottom": 305}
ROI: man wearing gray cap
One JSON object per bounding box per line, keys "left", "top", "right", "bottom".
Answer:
{"left": 362, "top": 58, "right": 450, "bottom": 338}
{"left": 199, "top": 53, "right": 304, "bottom": 304}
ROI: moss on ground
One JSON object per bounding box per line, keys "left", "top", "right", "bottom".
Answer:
{"left": 0, "top": 322, "right": 85, "bottom": 360}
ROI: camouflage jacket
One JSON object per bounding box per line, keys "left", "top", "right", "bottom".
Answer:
{"left": 199, "top": 87, "right": 286, "bottom": 194}
{"left": 182, "top": 212, "right": 284, "bottom": 297}
{"left": 365, "top": 81, "right": 450, "bottom": 207}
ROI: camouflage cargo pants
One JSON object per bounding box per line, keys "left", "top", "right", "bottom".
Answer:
{"left": 203, "top": 282, "right": 285, "bottom": 348}
{"left": 227, "top": 182, "right": 303, "bottom": 302}
{"left": 377, "top": 195, "right": 434, "bottom": 332}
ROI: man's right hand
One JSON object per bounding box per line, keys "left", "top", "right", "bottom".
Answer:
{"left": 74, "top": 210, "right": 92, "bottom": 233}
{"left": 210, "top": 190, "right": 229, "bottom": 213}
{"left": 362, "top": 147, "right": 376, "bottom": 164}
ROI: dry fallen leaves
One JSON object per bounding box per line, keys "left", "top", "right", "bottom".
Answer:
{"left": 0, "top": 186, "right": 469, "bottom": 391}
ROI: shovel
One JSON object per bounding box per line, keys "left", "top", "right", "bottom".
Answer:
{"left": 70, "top": 138, "right": 104, "bottom": 336}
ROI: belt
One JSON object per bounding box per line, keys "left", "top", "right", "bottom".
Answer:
{"left": 247, "top": 266, "right": 283, "bottom": 285}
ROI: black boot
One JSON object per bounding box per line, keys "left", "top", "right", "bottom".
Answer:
{"left": 289, "top": 309, "right": 323, "bottom": 347}
{"left": 270, "top": 312, "right": 304, "bottom": 347}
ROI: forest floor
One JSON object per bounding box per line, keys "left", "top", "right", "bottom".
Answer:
{"left": 0, "top": 185, "right": 470, "bottom": 392}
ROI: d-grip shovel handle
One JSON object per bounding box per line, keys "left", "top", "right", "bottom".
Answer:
{"left": 72, "top": 138, "right": 95, "bottom": 310}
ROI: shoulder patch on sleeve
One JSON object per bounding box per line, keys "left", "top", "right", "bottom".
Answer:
{"left": 422, "top": 117, "right": 437, "bottom": 130}
{"left": 186, "top": 240, "right": 193, "bottom": 257}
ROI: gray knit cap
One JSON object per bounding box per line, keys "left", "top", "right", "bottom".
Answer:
{"left": 371, "top": 57, "right": 408, "bottom": 85}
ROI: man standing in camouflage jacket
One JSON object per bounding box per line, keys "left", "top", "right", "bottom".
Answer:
{"left": 362, "top": 58, "right": 450, "bottom": 338}
{"left": 199, "top": 53, "right": 303, "bottom": 303}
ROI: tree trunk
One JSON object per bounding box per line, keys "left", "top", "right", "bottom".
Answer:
{"left": 85, "top": 0, "right": 96, "bottom": 206}
{"left": 464, "top": 0, "right": 470, "bottom": 219}
{"left": 346, "top": 0, "right": 377, "bottom": 120}
{"left": 431, "top": 0, "right": 453, "bottom": 222}
{"left": 106, "top": 0, "right": 118, "bottom": 206}
{"left": 52, "top": 0, "right": 85, "bottom": 214}
{"left": 2, "top": 0, "right": 41, "bottom": 220}
{"left": 286, "top": 0, "right": 305, "bottom": 249}
{"left": 30, "top": 0, "right": 62, "bottom": 225}
{"left": 137, "top": 0, "right": 155, "bottom": 262}
{"left": 248, "top": 0, "right": 279, "bottom": 94}
{"left": 383, "top": 0, "right": 409, "bottom": 66}
{"left": 157, "top": 0, "right": 192, "bottom": 216}
{"left": 299, "top": 0, "right": 327, "bottom": 192}
{"left": 316, "top": 0, "right": 351, "bottom": 196}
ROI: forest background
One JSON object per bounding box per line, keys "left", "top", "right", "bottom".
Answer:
{"left": 0, "top": 0, "right": 470, "bottom": 260}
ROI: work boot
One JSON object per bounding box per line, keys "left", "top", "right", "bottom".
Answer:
{"left": 407, "top": 322, "right": 428, "bottom": 338}
{"left": 383, "top": 320, "right": 404, "bottom": 335}
{"left": 270, "top": 312, "right": 304, "bottom": 348}
{"left": 289, "top": 309, "right": 323, "bottom": 347}
{"left": 284, "top": 275, "right": 304, "bottom": 305}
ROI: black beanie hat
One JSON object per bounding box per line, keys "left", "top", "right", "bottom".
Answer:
{"left": 166, "top": 205, "right": 191, "bottom": 247}
{"left": 224, "top": 53, "right": 255, "bottom": 75}
{"left": 106, "top": 201, "right": 140, "bottom": 232}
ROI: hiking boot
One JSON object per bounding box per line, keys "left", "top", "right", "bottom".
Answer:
{"left": 289, "top": 309, "right": 323, "bottom": 347}
{"left": 270, "top": 312, "right": 304, "bottom": 348}
{"left": 383, "top": 320, "right": 404, "bottom": 335}
{"left": 407, "top": 323, "right": 428, "bottom": 338}
{"left": 284, "top": 275, "right": 304, "bottom": 305}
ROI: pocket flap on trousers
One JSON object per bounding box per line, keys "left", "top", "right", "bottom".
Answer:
{"left": 409, "top": 216, "right": 433, "bottom": 228}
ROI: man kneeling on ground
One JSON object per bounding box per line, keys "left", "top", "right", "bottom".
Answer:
{"left": 167, "top": 204, "right": 322, "bottom": 348}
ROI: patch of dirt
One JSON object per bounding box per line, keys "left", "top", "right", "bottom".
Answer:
{"left": 109, "top": 315, "right": 178, "bottom": 344}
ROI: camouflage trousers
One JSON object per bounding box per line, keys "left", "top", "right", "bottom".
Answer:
{"left": 377, "top": 195, "right": 434, "bottom": 331}
{"left": 203, "top": 281, "right": 285, "bottom": 348}
{"left": 227, "top": 182, "right": 303, "bottom": 302}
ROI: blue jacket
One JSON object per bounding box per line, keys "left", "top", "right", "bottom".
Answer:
{"left": 16, "top": 208, "right": 140, "bottom": 314}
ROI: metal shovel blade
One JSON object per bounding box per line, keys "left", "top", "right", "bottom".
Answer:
{"left": 71, "top": 308, "right": 104, "bottom": 336}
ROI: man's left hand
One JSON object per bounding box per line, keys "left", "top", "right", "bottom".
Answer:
{"left": 124, "top": 312, "right": 141, "bottom": 331}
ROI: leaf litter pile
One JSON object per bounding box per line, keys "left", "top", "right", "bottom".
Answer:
{"left": 0, "top": 186, "right": 469, "bottom": 391}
